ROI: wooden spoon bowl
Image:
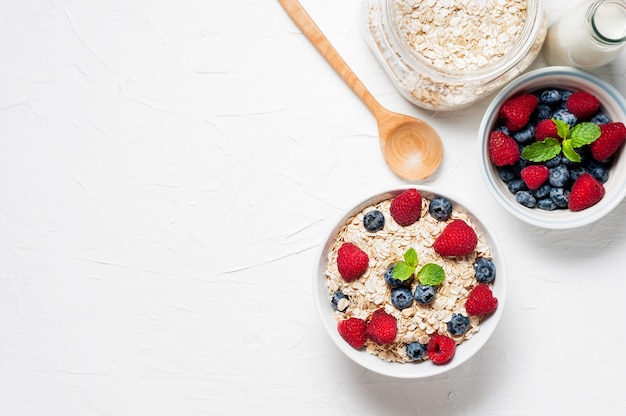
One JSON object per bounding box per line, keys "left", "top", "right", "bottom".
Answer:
{"left": 279, "top": 0, "right": 443, "bottom": 180}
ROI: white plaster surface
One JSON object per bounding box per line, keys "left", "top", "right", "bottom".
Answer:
{"left": 0, "top": 0, "right": 625, "bottom": 414}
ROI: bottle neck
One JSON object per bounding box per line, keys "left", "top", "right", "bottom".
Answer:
{"left": 587, "top": 0, "right": 626, "bottom": 45}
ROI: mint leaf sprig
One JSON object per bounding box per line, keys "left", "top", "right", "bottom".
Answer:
{"left": 392, "top": 247, "right": 445, "bottom": 286}
{"left": 521, "top": 119, "right": 601, "bottom": 163}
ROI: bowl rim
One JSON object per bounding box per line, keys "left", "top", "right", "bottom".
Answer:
{"left": 478, "top": 66, "right": 626, "bottom": 229}
{"left": 313, "top": 185, "right": 507, "bottom": 379}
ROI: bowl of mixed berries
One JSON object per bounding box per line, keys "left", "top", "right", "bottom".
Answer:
{"left": 478, "top": 66, "right": 626, "bottom": 229}
{"left": 314, "top": 186, "right": 506, "bottom": 378}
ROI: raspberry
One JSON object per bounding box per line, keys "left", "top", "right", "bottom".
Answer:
{"left": 520, "top": 165, "right": 550, "bottom": 190}
{"left": 365, "top": 309, "right": 397, "bottom": 345}
{"left": 568, "top": 173, "right": 605, "bottom": 212}
{"left": 534, "top": 119, "right": 558, "bottom": 141}
{"left": 465, "top": 284, "right": 498, "bottom": 316}
{"left": 433, "top": 219, "right": 477, "bottom": 257}
{"left": 336, "top": 242, "right": 369, "bottom": 281}
{"left": 337, "top": 318, "right": 367, "bottom": 349}
{"left": 566, "top": 91, "right": 600, "bottom": 120}
{"left": 488, "top": 131, "right": 520, "bottom": 167}
{"left": 427, "top": 334, "right": 456, "bottom": 365}
{"left": 499, "top": 93, "right": 538, "bottom": 131}
{"left": 389, "top": 188, "right": 422, "bottom": 226}
{"left": 590, "top": 122, "right": 626, "bottom": 161}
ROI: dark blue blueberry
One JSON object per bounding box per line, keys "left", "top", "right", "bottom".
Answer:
{"left": 540, "top": 89, "right": 561, "bottom": 104}
{"left": 384, "top": 264, "right": 411, "bottom": 288}
{"left": 537, "top": 198, "right": 558, "bottom": 211}
{"left": 535, "top": 104, "right": 553, "bottom": 122}
{"left": 516, "top": 190, "right": 536, "bottom": 208}
{"left": 553, "top": 108, "right": 577, "bottom": 127}
{"left": 560, "top": 89, "right": 573, "bottom": 104}
{"left": 533, "top": 184, "right": 551, "bottom": 199}
{"left": 429, "top": 196, "right": 453, "bottom": 221}
{"left": 447, "top": 314, "right": 470, "bottom": 336}
{"left": 391, "top": 286, "right": 413, "bottom": 310}
{"left": 549, "top": 164, "right": 570, "bottom": 187}
{"left": 363, "top": 209, "right": 385, "bottom": 232}
{"left": 493, "top": 124, "right": 511, "bottom": 135}
{"left": 406, "top": 342, "right": 427, "bottom": 361}
{"left": 550, "top": 187, "right": 570, "bottom": 208}
{"left": 473, "top": 257, "right": 496, "bottom": 283}
{"left": 508, "top": 179, "right": 528, "bottom": 194}
{"left": 591, "top": 112, "right": 611, "bottom": 125}
{"left": 569, "top": 165, "right": 587, "bottom": 182}
{"left": 587, "top": 161, "right": 609, "bottom": 183}
{"left": 497, "top": 167, "right": 516, "bottom": 183}
{"left": 545, "top": 154, "right": 563, "bottom": 168}
{"left": 331, "top": 290, "right": 349, "bottom": 312}
{"left": 512, "top": 158, "right": 530, "bottom": 176}
{"left": 513, "top": 124, "right": 535, "bottom": 143}
{"left": 414, "top": 284, "right": 436, "bottom": 305}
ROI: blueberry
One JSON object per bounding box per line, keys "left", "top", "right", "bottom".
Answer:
{"left": 508, "top": 179, "right": 528, "bottom": 194}
{"left": 540, "top": 89, "right": 561, "bottom": 104}
{"left": 535, "top": 104, "right": 553, "bottom": 121}
{"left": 512, "top": 158, "right": 530, "bottom": 176}
{"left": 553, "top": 108, "right": 578, "bottom": 127}
{"left": 550, "top": 187, "right": 570, "bottom": 208}
{"left": 533, "top": 184, "right": 551, "bottom": 199}
{"left": 494, "top": 124, "right": 511, "bottom": 135}
{"left": 560, "top": 89, "right": 573, "bottom": 104}
{"left": 331, "top": 290, "right": 349, "bottom": 312}
{"left": 569, "top": 165, "right": 587, "bottom": 182}
{"left": 545, "top": 155, "right": 563, "bottom": 168}
{"left": 429, "top": 196, "right": 453, "bottom": 221}
{"left": 384, "top": 264, "right": 411, "bottom": 288}
{"left": 447, "top": 314, "right": 470, "bottom": 336}
{"left": 363, "top": 210, "right": 385, "bottom": 232}
{"left": 406, "top": 342, "right": 427, "bottom": 361}
{"left": 591, "top": 112, "right": 611, "bottom": 125}
{"left": 537, "top": 198, "right": 557, "bottom": 211}
{"left": 549, "top": 164, "right": 570, "bottom": 187}
{"left": 414, "top": 284, "right": 436, "bottom": 305}
{"left": 587, "top": 161, "right": 609, "bottom": 183}
{"left": 391, "top": 286, "right": 413, "bottom": 310}
{"left": 497, "top": 167, "right": 516, "bottom": 183}
{"left": 516, "top": 191, "right": 536, "bottom": 208}
{"left": 473, "top": 257, "right": 496, "bottom": 283}
{"left": 513, "top": 124, "right": 535, "bottom": 143}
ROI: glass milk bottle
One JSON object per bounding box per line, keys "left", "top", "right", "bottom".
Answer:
{"left": 543, "top": 0, "right": 626, "bottom": 69}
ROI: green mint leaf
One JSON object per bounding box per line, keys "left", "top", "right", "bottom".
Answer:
{"left": 521, "top": 138, "right": 561, "bottom": 162}
{"left": 554, "top": 118, "right": 570, "bottom": 140}
{"left": 569, "top": 122, "right": 601, "bottom": 148}
{"left": 562, "top": 139, "right": 581, "bottom": 162}
{"left": 393, "top": 261, "right": 415, "bottom": 281}
{"left": 404, "top": 248, "right": 418, "bottom": 268}
{"left": 417, "top": 263, "right": 445, "bottom": 286}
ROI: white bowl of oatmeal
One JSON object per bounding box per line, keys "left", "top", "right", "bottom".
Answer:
{"left": 363, "top": 0, "right": 546, "bottom": 110}
{"left": 314, "top": 186, "right": 506, "bottom": 378}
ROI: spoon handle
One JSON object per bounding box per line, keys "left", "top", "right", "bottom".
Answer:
{"left": 278, "top": 0, "right": 384, "bottom": 117}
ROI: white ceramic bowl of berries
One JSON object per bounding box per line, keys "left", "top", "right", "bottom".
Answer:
{"left": 479, "top": 66, "right": 626, "bottom": 229}
{"left": 314, "top": 187, "right": 506, "bottom": 379}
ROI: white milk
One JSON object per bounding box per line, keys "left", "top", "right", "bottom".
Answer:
{"left": 543, "top": 0, "right": 626, "bottom": 69}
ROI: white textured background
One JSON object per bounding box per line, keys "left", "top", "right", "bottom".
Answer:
{"left": 1, "top": 0, "right": 625, "bottom": 414}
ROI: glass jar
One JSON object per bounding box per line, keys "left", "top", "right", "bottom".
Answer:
{"left": 543, "top": 0, "right": 626, "bottom": 69}
{"left": 364, "top": 0, "right": 547, "bottom": 111}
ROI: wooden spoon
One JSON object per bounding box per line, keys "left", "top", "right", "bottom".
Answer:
{"left": 278, "top": 0, "right": 443, "bottom": 180}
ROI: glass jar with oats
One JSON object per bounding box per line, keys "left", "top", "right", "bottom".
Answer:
{"left": 364, "top": 0, "right": 547, "bottom": 111}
